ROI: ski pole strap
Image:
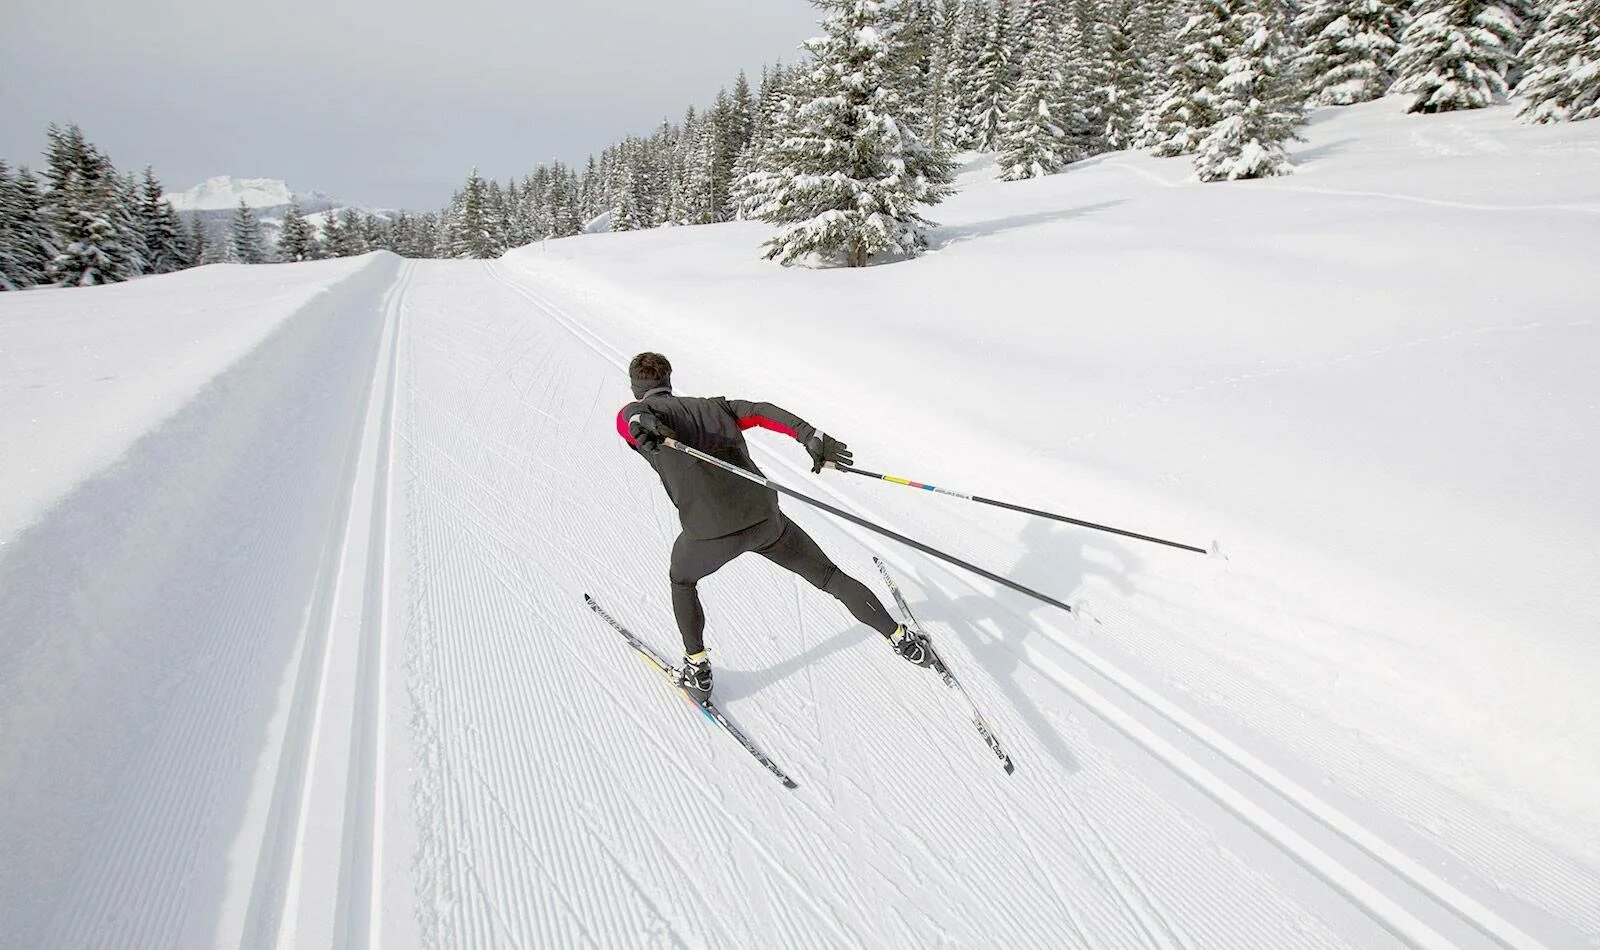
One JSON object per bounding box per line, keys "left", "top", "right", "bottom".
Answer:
{"left": 828, "top": 463, "right": 1207, "bottom": 556}
{"left": 664, "top": 439, "right": 1071, "bottom": 614}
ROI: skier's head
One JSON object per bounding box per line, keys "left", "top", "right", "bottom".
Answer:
{"left": 629, "top": 352, "right": 672, "bottom": 399}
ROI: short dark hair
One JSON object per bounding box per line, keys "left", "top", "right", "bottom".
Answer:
{"left": 629, "top": 352, "right": 672, "bottom": 381}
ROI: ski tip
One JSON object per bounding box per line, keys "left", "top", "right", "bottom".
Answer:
{"left": 783, "top": 777, "right": 799, "bottom": 789}
{"left": 1003, "top": 760, "right": 1016, "bottom": 775}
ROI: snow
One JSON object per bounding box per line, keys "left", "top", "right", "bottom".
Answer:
{"left": 2, "top": 98, "right": 1598, "bottom": 948}
{"left": 0, "top": 254, "right": 381, "bottom": 542}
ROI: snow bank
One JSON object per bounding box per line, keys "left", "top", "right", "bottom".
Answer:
{"left": 502, "top": 98, "right": 1600, "bottom": 867}
{"left": 0, "top": 256, "right": 376, "bottom": 542}
{"left": 0, "top": 254, "right": 400, "bottom": 946}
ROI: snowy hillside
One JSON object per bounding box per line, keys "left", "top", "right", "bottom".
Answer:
{"left": 166, "top": 175, "right": 336, "bottom": 213}
{"left": 2, "top": 99, "right": 1597, "bottom": 948}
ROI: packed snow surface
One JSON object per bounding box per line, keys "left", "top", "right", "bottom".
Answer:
{"left": 1, "top": 98, "right": 1597, "bottom": 948}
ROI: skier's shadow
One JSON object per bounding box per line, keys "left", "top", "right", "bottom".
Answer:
{"left": 714, "top": 624, "right": 871, "bottom": 706}
{"left": 904, "top": 519, "right": 1145, "bottom": 777}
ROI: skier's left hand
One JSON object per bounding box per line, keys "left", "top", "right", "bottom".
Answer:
{"left": 629, "top": 411, "right": 673, "bottom": 452}
{"left": 807, "top": 433, "right": 851, "bottom": 473}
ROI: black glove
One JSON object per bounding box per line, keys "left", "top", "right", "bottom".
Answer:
{"left": 806, "top": 433, "right": 852, "bottom": 473}
{"left": 628, "top": 411, "right": 674, "bottom": 453}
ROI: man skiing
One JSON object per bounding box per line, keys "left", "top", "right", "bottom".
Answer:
{"left": 617, "top": 352, "right": 931, "bottom": 703}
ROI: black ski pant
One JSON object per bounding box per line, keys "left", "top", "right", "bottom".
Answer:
{"left": 669, "top": 514, "right": 900, "bottom": 655}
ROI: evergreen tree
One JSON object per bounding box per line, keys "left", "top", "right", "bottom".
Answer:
{"left": 1294, "top": 0, "right": 1409, "bottom": 105}
{"left": 137, "top": 166, "right": 185, "bottom": 274}
{"left": 1135, "top": 0, "right": 1234, "bottom": 155}
{"left": 0, "top": 163, "right": 54, "bottom": 290}
{"left": 1514, "top": 0, "right": 1600, "bottom": 122}
{"left": 951, "top": 0, "right": 992, "bottom": 148}
{"left": 0, "top": 161, "right": 24, "bottom": 291}
{"left": 277, "top": 196, "right": 317, "bottom": 262}
{"left": 230, "top": 199, "right": 265, "bottom": 263}
{"left": 998, "top": 3, "right": 1079, "bottom": 178}
{"left": 340, "top": 207, "right": 371, "bottom": 255}
{"left": 1097, "top": 0, "right": 1155, "bottom": 149}
{"left": 182, "top": 215, "right": 207, "bottom": 268}
{"left": 739, "top": 0, "right": 956, "bottom": 266}
{"left": 450, "top": 168, "right": 498, "bottom": 258}
{"left": 318, "top": 210, "right": 342, "bottom": 258}
{"left": 969, "top": 0, "right": 1020, "bottom": 150}
{"left": 1193, "top": 0, "right": 1305, "bottom": 180}
{"left": 1391, "top": 0, "right": 1520, "bottom": 112}
{"left": 43, "top": 124, "right": 130, "bottom": 286}
{"left": 925, "top": 0, "right": 964, "bottom": 148}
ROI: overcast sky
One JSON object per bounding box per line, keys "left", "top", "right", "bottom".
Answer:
{"left": 1, "top": 0, "right": 821, "bottom": 210}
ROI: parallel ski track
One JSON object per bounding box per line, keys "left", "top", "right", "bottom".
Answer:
{"left": 240, "top": 260, "right": 412, "bottom": 949}
{"left": 32, "top": 258, "right": 404, "bottom": 949}
{"left": 479, "top": 260, "right": 1549, "bottom": 950}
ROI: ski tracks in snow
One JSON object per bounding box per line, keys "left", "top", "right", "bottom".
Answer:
{"left": 239, "top": 260, "right": 411, "bottom": 950}
{"left": 402, "top": 257, "right": 1592, "bottom": 949}
{"left": 385, "top": 260, "right": 1369, "bottom": 948}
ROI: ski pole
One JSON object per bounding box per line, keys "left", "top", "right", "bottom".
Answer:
{"left": 826, "top": 463, "right": 1208, "bottom": 556}
{"left": 663, "top": 439, "right": 1072, "bottom": 614}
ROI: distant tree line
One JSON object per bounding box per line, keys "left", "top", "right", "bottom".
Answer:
{"left": 435, "top": 0, "right": 1596, "bottom": 266}
{"left": 1, "top": 123, "right": 447, "bottom": 291}
{"left": 8, "top": 0, "right": 1595, "bottom": 284}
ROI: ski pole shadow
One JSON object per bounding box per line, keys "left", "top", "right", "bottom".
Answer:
{"left": 902, "top": 520, "right": 1148, "bottom": 777}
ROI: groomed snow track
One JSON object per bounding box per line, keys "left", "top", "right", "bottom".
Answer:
{"left": 2, "top": 254, "right": 1595, "bottom": 948}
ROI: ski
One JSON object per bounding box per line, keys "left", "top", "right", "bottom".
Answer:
{"left": 584, "top": 594, "right": 799, "bottom": 789}
{"left": 874, "top": 558, "right": 1016, "bottom": 775}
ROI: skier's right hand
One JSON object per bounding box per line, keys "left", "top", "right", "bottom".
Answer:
{"left": 807, "top": 433, "right": 851, "bottom": 473}
{"left": 628, "top": 411, "right": 673, "bottom": 452}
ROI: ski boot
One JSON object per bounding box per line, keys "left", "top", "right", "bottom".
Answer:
{"left": 886, "top": 624, "right": 936, "bottom": 669}
{"left": 678, "top": 651, "right": 713, "bottom": 704}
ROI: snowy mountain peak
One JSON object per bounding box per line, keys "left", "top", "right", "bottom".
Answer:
{"left": 167, "top": 176, "right": 335, "bottom": 212}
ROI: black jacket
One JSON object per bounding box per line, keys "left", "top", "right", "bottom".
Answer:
{"left": 618, "top": 388, "right": 816, "bottom": 540}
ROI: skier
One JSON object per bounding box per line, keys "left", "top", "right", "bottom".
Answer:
{"left": 617, "top": 352, "right": 932, "bottom": 703}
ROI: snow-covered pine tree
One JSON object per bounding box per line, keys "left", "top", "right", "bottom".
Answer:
{"left": 43, "top": 124, "right": 129, "bottom": 286}
{"left": 1096, "top": 0, "right": 1154, "bottom": 149}
{"left": 924, "top": 0, "right": 964, "bottom": 148}
{"left": 319, "top": 208, "right": 344, "bottom": 258}
{"left": 1514, "top": 0, "right": 1600, "bottom": 121}
{"left": 1, "top": 162, "right": 55, "bottom": 290}
{"left": 112, "top": 172, "right": 149, "bottom": 278}
{"left": 1059, "top": 3, "right": 1111, "bottom": 156}
{"left": 0, "top": 161, "right": 23, "bottom": 291}
{"left": 341, "top": 207, "right": 372, "bottom": 255}
{"left": 1294, "top": 0, "right": 1409, "bottom": 104}
{"left": 969, "top": 0, "right": 1020, "bottom": 150}
{"left": 611, "top": 153, "right": 644, "bottom": 233}
{"left": 278, "top": 196, "right": 317, "bottom": 262}
{"left": 452, "top": 168, "right": 498, "bottom": 257}
{"left": 1134, "top": 1, "right": 1234, "bottom": 155}
{"left": 137, "top": 167, "right": 186, "bottom": 274}
{"left": 1390, "top": 0, "right": 1520, "bottom": 112}
{"left": 181, "top": 214, "right": 206, "bottom": 268}
{"left": 998, "top": 1, "right": 1078, "bottom": 178}
{"left": 949, "top": 0, "right": 991, "bottom": 148}
{"left": 484, "top": 179, "right": 509, "bottom": 251}
{"left": 1192, "top": 0, "right": 1306, "bottom": 180}
{"left": 740, "top": 0, "right": 956, "bottom": 266}
{"left": 230, "top": 199, "right": 265, "bottom": 263}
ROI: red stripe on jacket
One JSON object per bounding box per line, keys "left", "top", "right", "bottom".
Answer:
{"left": 738, "top": 415, "right": 798, "bottom": 439}
{"left": 616, "top": 407, "right": 637, "bottom": 446}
